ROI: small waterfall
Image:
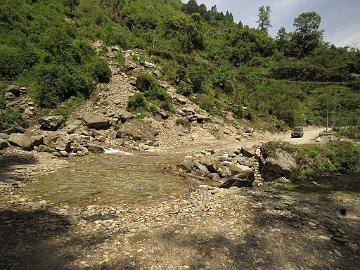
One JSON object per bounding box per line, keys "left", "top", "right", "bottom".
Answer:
{"left": 104, "top": 148, "right": 133, "bottom": 156}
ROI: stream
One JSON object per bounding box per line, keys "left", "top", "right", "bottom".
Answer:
{"left": 19, "top": 152, "right": 192, "bottom": 207}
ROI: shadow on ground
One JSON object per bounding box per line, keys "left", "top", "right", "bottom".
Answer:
{"left": 0, "top": 152, "right": 38, "bottom": 182}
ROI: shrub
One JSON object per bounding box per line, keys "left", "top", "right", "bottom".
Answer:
{"left": 135, "top": 73, "right": 159, "bottom": 92}
{"left": 89, "top": 57, "right": 111, "bottom": 83}
{"left": 34, "top": 64, "right": 93, "bottom": 108}
{"left": 115, "top": 51, "right": 126, "bottom": 69}
{"left": 127, "top": 93, "right": 148, "bottom": 113}
{"left": 176, "top": 118, "right": 190, "bottom": 127}
{"left": 0, "top": 109, "right": 26, "bottom": 127}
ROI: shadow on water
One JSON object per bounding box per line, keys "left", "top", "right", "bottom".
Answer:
{"left": 0, "top": 153, "right": 38, "bottom": 182}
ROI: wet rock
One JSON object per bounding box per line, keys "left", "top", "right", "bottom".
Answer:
{"left": 8, "top": 134, "right": 43, "bottom": 150}
{"left": 0, "top": 139, "right": 10, "bottom": 150}
{"left": 39, "top": 115, "right": 64, "bottom": 131}
{"left": 86, "top": 144, "right": 105, "bottom": 154}
{"left": 83, "top": 114, "right": 110, "bottom": 130}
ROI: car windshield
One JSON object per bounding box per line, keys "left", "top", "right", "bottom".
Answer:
{"left": 293, "top": 127, "right": 302, "bottom": 131}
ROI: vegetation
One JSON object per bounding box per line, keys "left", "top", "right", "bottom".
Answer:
{"left": 263, "top": 141, "right": 360, "bottom": 181}
{"left": 0, "top": 0, "right": 359, "bottom": 136}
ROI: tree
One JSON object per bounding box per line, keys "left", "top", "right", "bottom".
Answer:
{"left": 292, "top": 12, "right": 324, "bottom": 56}
{"left": 276, "top": 26, "right": 289, "bottom": 53}
{"left": 257, "top": 6, "right": 272, "bottom": 32}
{"left": 63, "top": 0, "right": 80, "bottom": 13}
{"left": 182, "top": 0, "right": 199, "bottom": 15}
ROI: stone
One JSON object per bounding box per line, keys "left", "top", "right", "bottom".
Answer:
{"left": 5, "top": 85, "right": 21, "bottom": 97}
{"left": 117, "top": 120, "right": 158, "bottom": 142}
{"left": 83, "top": 114, "right": 110, "bottom": 130}
{"left": 199, "top": 156, "right": 219, "bottom": 173}
{"left": 241, "top": 147, "right": 256, "bottom": 158}
{"left": 59, "top": 151, "right": 69, "bottom": 157}
{"left": 194, "top": 163, "right": 209, "bottom": 174}
{"left": 8, "top": 134, "right": 43, "bottom": 150}
{"left": 36, "top": 145, "right": 55, "bottom": 153}
{"left": 4, "top": 92, "right": 16, "bottom": 100}
{"left": 144, "top": 61, "right": 156, "bottom": 69}
{"left": 43, "top": 134, "right": 71, "bottom": 152}
{"left": 209, "top": 173, "right": 221, "bottom": 181}
{"left": 0, "top": 133, "right": 9, "bottom": 139}
{"left": 216, "top": 165, "right": 232, "bottom": 178}
{"left": 219, "top": 169, "right": 255, "bottom": 188}
{"left": 260, "top": 148, "right": 298, "bottom": 181}
{"left": 119, "top": 112, "right": 135, "bottom": 123}
{"left": 39, "top": 115, "right": 64, "bottom": 131}
{"left": 226, "top": 163, "right": 254, "bottom": 177}
{"left": 158, "top": 110, "right": 169, "bottom": 119}
{"left": 187, "top": 114, "right": 210, "bottom": 123}
{"left": 0, "top": 139, "right": 10, "bottom": 150}
{"left": 86, "top": 144, "right": 105, "bottom": 154}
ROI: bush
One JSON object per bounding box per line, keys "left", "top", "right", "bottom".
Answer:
{"left": 176, "top": 118, "right": 190, "bottom": 127}
{"left": 0, "top": 109, "right": 26, "bottom": 127}
{"left": 115, "top": 51, "right": 126, "bottom": 69}
{"left": 89, "top": 58, "right": 111, "bottom": 83}
{"left": 34, "top": 64, "right": 93, "bottom": 108}
{"left": 127, "top": 93, "right": 148, "bottom": 113}
{"left": 135, "top": 73, "right": 159, "bottom": 92}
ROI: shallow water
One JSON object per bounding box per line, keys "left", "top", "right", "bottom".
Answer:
{"left": 21, "top": 153, "right": 191, "bottom": 207}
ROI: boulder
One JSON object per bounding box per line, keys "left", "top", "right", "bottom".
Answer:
{"left": 8, "top": 134, "right": 43, "bottom": 150}
{"left": 36, "top": 145, "right": 55, "bottom": 153}
{"left": 260, "top": 148, "right": 298, "bottom": 181}
{"left": 219, "top": 174, "right": 255, "bottom": 188}
{"left": 226, "top": 163, "right": 254, "bottom": 177}
{"left": 43, "top": 134, "right": 71, "bottom": 152}
{"left": 119, "top": 112, "right": 135, "bottom": 123}
{"left": 86, "top": 144, "right": 105, "bottom": 154}
{"left": 0, "top": 139, "right": 10, "bottom": 150}
{"left": 199, "top": 156, "right": 219, "bottom": 173}
{"left": 116, "top": 120, "right": 158, "bottom": 142}
{"left": 187, "top": 114, "right": 210, "bottom": 123}
{"left": 39, "top": 115, "right": 64, "bottom": 131}
{"left": 241, "top": 147, "right": 256, "bottom": 158}
{"left": 179, "top": 159, "right": 194, "bottom": 172}
{"left": 83, "top": 114, "right": 110, "bottom": 130}
{"left": 5, "top": 85, "right": 21, "bottom": 97}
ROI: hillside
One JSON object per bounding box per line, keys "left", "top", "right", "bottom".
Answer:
{"left": 1, "top": 0, "right": 360, "bottom": 139}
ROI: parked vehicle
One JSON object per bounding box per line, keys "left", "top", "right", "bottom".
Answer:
{"left": 291, "top": 126, "right": 304, "bottom": 138}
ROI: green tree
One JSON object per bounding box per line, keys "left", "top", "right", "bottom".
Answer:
{"left": 63, "top": 0, "right": 80, "bottom": 13}
{"left": 257, "top": 6, "right": 272, "bottom": 33}
{"left": 292, "top": 12, "right": 324, "bottom": 56}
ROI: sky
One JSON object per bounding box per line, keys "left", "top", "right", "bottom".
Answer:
{"left": 189, "top": 0, "right": 360, "bottom": 48}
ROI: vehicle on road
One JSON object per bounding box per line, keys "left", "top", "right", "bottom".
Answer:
{"left": 291, "top": 126, "right": 304, "bottom": 138}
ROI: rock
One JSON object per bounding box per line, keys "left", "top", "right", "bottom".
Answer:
{"left": 241, "top": 147, "right": 256, "bottom": 158}
{"left": 172, "top": 96, "right": 187, "bottom": 105}
{"left": 216, "top": 165, "right": 232, "bottom": 178}
{"left": 187, "top": 114, "right": 210, "bottom": 123}
{"left": 59, "top": 151, "right": 69, "bottom": 157}
{"left": 260, "top": 148, "right": 298, "bottom": 181}
{"left": 39, "top": 115, "right": 64, "bottom": 131}
{"left": 36, "top": 145, "right": 55, "bottom": 153}
{"left": 194, "top": 163, "right": 209, "bottom": 174}
{"left": 8, "top": 134, "right": 43, "bottom": 150}
{"left": 119, "top": 112, "right": 135, "bottom": 123}
{"left": 158, "top": 110, "right": 169, "bottom": 119}
{"left": 209, "top": 173, "right": 221, "bottom": 181}
{"left": 199, "top": 156, "right": 219, "bottom": 173}
{"left": 144, "top": 61, "right": 156, "bottom": 69}
{"left": 4, "top": 92, "right": 16, "bottom": 100}
{"left": 83, "top": 114, "right": 110, "bottom": 130}
{"left": 86, "top": 144, "right": 105, "bottom": 154}
{"left": 179, "top": 160, "right": 194, "bottom": 172}
{"left": 0, "top": 139, "right": 10, "bottom": 150}
{"left": 116, "top": 120, "right": 158, "bottom": 142}
{"left": 5, "top": 85, "right": 21, "bottom": 97}
{"left": 219, "top": 169, "right": 255, "bottom": 188}
{"left": 345, "top": 242, "right": 359, "bottom": 253}
{"left": 0, "top": 133, "right": 9, "bottom": 139}
{"left": 226, "top": 163, "right": 254, "bottom": 176}
{"left": 43, "top": 134, "right": 71, "bottom": 152}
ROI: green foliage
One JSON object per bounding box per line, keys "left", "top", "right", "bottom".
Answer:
{"left": 175, "top": 118, "right": 191, "bottom": 127}
{"left": 135, "top": 73, "right": 159, "bottom": 92}
{"left": 0, "top": 109, "right": 25, "bottom": 127}
{"left": 115, "top": 51, "right": 126, "bottom": 69}
{"left": 257, "top": 6, "right": 272, "bottom": 32}
{"left": 89, "top": 58, "right": 111, "bottom": 83}
{"left": 127, "top": 93, "right": 148, "bottom": 113}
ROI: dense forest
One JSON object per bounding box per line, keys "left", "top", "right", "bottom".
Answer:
{"left": 1, "top": 0, "right": 359, "bottom": 137}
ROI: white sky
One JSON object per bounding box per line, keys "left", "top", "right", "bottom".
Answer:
{"left": 187, "top": 0, "right": 360, "bottom": 48}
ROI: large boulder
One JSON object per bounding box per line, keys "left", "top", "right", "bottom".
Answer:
{"left": 199, "top": 156, "right": 219, "bottom": 173}
{"left": 43, "top": 134, "right": 71, "bottom": 152}
{"left": 86, "top": 144, "right": 105, "bottom": 154}
{"left": 260, "top": 148, "right": 298, "bottom": 181}
{"left": 8, "top": 134, "right": 43, "bottom": 150}
{"left": 83, "top": 114, "right": 110, "bottom": 130}
{"left": 39, "top": 115, "right": 64, "bottom": 131}
{"left": 116, "top": 120, "right": 159, "bottom": 142}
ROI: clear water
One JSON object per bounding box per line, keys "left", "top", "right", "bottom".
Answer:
{"left": 21, "top": 153, "right": 191, "bottom": 207}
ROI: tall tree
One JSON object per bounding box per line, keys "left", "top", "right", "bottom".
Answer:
{"left": 257, "top": 6, "right": 272, "bottom": 32}
{"left": 292, "top": 12, "right": 324, "bottom": 56}
{"left": 182, "top": 0, "right": 199, "bottom": 14}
